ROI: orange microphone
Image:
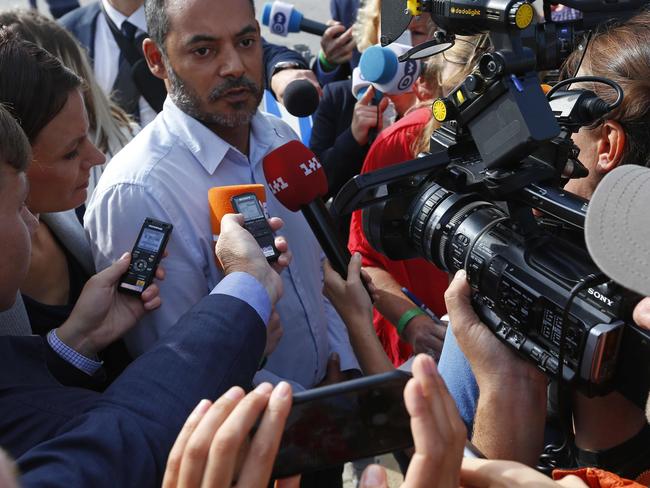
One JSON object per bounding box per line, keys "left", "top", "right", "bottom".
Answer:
{"left": 208, "top": 184, "right": 267, "bottom": 242}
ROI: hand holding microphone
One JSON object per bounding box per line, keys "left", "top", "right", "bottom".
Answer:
{"left": 262, "top": 140, "right": 353, "bottom": 280}
{"left": 351, "top": 84, "right": 390, "bottom": 147}
{"left": 320, "top": 20, "right": 355, "bottom": 68}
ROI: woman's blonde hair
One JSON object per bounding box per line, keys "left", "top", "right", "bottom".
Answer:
{"left": 412, "top": 34, "right": 491, "bottom": 156}
{"left": 0, "top": 9, "right": 133, "bottom": 154}
{"left": 353, "top": 0, "right": 381, "bottom": 52}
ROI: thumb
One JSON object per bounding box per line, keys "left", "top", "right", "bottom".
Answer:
{"left": 359, "top": 465, "right": 388, "bottom": 488}
{"left": 347, "top": 252, "right": 363, "bottom": 283}
{"left": 95, "top": 252, "right": 131, "bottom": 286}
{"left": 358, "top": 85, "right": 376, "bottom": 106}
{"left": 444, "top": 270, "right": 482, "bottom": 334}
{"left": 220, "top": 213, "right": 245, "bottom": 232}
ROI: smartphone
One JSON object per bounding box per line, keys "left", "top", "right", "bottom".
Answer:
{"left": 118, "top": 218, "right": 172, "bottom": 296}
{"left": 271, "top": 370, "right": 413, "bottom": 479}
{"left": 231, "top": 192, "right": 280, "bottom": 262}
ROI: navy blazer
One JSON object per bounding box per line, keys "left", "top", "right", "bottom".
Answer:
{"left": 310, "top": 79, "right": 368, "bottom": 199}
{"left": 0, "top": 293, "right": 265, "bottom": 488}
{"left": 59, "top": 2, "right": 309, "bottom": 92}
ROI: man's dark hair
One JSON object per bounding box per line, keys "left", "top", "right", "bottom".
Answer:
{"left": 0, "top": 29, "right": 82, "bottom": 142}
{"left": 0, "top": 103, "right": 32, "bottom": 188}
{"left": 144, "top": 0, "right": 255, "bottom": 50}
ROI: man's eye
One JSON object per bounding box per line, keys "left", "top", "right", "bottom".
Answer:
{"left": 240, "top": 38, "right": 255, "bottom": 48}
{"left": 194, "top": 47, "right": 211, "bottom": 56}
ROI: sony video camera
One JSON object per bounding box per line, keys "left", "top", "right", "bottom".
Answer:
{"left": 333, "top": 0, "right": 650, "bottom": 407}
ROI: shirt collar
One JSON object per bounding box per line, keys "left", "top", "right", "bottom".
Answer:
{"left": 160, "top": 98, "right": 284, "bottom": 175}
{"left": 101, "top": 0, "right": 147, "bottom": 33}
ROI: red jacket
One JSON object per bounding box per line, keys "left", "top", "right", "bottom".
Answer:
{"left": 348, "top": 108, "right": 449, "bottom": 366}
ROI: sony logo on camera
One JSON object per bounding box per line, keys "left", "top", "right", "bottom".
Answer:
{"left": 587, "top": 287, "right": 614, "bottom": 307}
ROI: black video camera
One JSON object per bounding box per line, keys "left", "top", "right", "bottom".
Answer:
{"left": 333, "top": 0, "right": 650, "bottom": 407}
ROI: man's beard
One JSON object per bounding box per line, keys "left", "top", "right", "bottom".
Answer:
{"left": 165, "top": 62, "right": 263, "bottom": 128}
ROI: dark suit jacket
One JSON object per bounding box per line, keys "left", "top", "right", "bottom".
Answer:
{"left": 310, "top": 79, "right": 368, "bottom": 199}
{"left": 59, "top": 3, "right": 309, "bottom": 93}
{"left": 0, "top": 293, "right": 265, "bottom": 488}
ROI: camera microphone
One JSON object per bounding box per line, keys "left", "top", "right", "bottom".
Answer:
{"left": 262, "top": 140, "right": 352, "bottom": 278}
{"left": 283, "top": 79, "right": 320, "bottom": 117}
{"left": 359, "top": 43, "right": 421, "bottom": 95}
{"left": 262, "top": 1, "right": 327, "bottom": 37}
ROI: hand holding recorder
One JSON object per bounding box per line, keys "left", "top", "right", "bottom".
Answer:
{"left": 58, "top": 251, "right": 165, "bottom": 358}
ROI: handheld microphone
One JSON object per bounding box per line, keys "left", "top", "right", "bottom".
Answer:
{"left": 262, "top": 1, "right": 327, "bottom": 37}
{"left": 359, "top": 43, "right": 422, "bottom": 95}
{"left": 208, "top": 184, "right": 267, "bottom": 239}
{"left": 262, "top": 140, "right": 352, "bottom": 278}
{"left": 283, "top": 79, "right": 320, "bottom": 117}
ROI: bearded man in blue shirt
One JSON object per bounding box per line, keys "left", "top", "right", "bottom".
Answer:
{"left": 85, "top": 0, "right": 359, "bottom": 393}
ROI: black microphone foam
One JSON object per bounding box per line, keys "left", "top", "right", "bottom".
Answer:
{"left": 282, "top": 79, "right": 320, "bottom": 117}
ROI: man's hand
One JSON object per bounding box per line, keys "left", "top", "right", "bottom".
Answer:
{"left": 57, "top": 252, "right": 164, "bottom": 357}
{"left": 359, "top": 354, "right": 467, "bottom": 488}
{"left": 216, "top": 214, "right": 291, "bottom": 305}
{"left": 264, "top": 310, "right": 283, "bottom": 357}
{"left": 402, "top": 314, "right": 447, "bottom": 360}
{"left": 446, "top": 270, "right": 547, "bottom": 464}
{"left": 162, "top": 382, "right": 297, "bottom": 488}
{"left": 272, "top": 69, "right": 322, "bottom": 105}
{"left": 351, "top": 86, "right": 390, "bottom": 146}
{"left": 320, "top": 21, "right": 355, "bottom": 67}
{"left": 445, "top": 270, "right": 545, "bottom": 390}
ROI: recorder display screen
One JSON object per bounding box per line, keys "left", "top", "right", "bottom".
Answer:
{"left": 139, "top": 228, "right": 165, "bottom": 252}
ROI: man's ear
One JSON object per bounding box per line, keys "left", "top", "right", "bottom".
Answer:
{"left": 595, "top": 119, "right": 626, "bottom": 174}
{"left": 142, "top": 38, "right": 168, "bottom": 81}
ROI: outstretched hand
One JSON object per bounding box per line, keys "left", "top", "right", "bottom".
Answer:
{"left": 57, "top": 252, "right": 164, "bottom": 357}
{"left": 162, "top": 382, "right": 297, "bottom": 488}
{"left": 359, "top": 354, "right": 467, "bottom": 488}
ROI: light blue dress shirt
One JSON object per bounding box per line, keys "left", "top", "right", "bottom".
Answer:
{"left": 85, "top": 98, "right": 358, "bottom": 390}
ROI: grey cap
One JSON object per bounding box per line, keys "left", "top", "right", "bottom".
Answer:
{"left": 585, "top": 165, "right": 650, "bottom": 296}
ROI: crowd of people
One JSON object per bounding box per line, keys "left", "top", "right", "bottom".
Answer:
{"left": 0, "top": 0, "right": 650, "bottom": 486}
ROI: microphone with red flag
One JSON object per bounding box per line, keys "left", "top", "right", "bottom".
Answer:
{"left": 263, "top": 140, "right": 352, "bottom": 278}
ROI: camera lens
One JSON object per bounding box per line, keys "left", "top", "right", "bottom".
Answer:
{"left": 406, "top": 182, "right": 508, "bottom": 272}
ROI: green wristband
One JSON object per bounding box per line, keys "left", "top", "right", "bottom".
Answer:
{"left": 318, "top": 50, "right": 338, "bottom": 72}
{"left": 396, "top": 307, "right": 426, "bottom": 336}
